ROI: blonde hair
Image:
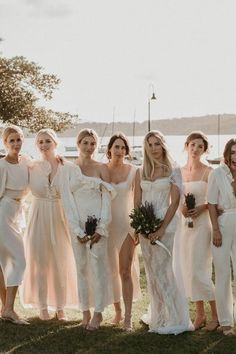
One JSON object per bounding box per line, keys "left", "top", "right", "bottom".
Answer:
{"left": 76, "top": 128, "right": 98, "bottom": 146}
{"left": 2, "top": 125, "right": 24, "bottom": 145}
{"left": 142, "top": 130, "right": 173, "bottom": 180}
{"left": 35, "top": 128, "right": 59, "bottom": 146}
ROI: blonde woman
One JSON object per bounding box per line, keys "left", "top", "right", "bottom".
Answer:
{"left": 0, "top": 126, "right": 29, "bottom": 325}
{"left": 106, "top": 133, "right": 141, "bottom": 331}
{"left": 59, "top": 129, "right": 114, "bottom": 330}
{"left": 175, "top": 132, "right": 217, "bottom": 331}
{"left": 134, "top": 130, "right": 193, "bottom": 334}
{"left": 22, "top": 129, "right": 78, "bottom": 320}
{"left": 208, "top": 139, "right": 236, "bottom": 336}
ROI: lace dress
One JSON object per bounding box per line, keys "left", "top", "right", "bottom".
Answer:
{"left": 176, "top": 181, "right": 215, "bottom": 301}
{"left": 140, "top": 171, "right": 193, "bottom": 334}
{"left": 108, "top": 165, "right": 141, "bottom": 302}
{"left": 21, "top": 160, "right": 78, "bottom": 310}
{"left": 59, "top": 164, "right": 114, "bottom": 312}
{"left": 0, "top": 157, "right": 29, "bottom": 286}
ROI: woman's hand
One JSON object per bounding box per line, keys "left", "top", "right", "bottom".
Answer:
{"left": 212, "top": 229, "right": 222, "bottom": 247}
{"left": 149, "top": 228, "right": 165, "bottom": 242}
{"left": 78, "top": 235, "right": 90, "bottom": 244}
{"left": 187, "top": 205, "right": 205, "bottom": 219}
{"left": 90, "top": 232, "right": 102, "bottom": 247}
{"left": 134, "top": 234, "right": 139, "bottom": 246}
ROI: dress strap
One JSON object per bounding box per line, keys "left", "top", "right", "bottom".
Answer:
{"left": 200, "top": 167, "right": 208, "bottom": 181}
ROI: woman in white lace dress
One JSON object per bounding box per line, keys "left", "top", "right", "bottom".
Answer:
{"left": 59, "top": 129, "right": 114, "bottom": 331}
{"left": 106, "top": 133, "right": 141, "bottom": 331}
{"left": 22, "top": 129, "right": 78, "bottom": 320}
{"left": 208, "top": 139, "right": 236, "bottom": 336}
{"left": 134, "top": 130, "right": 193, "bottom": 334}
{"left": 175, "top": 132, "right": 217, "bottom": 331}
{"left": 0, "top": 126, "right": 29, "bottom": 325}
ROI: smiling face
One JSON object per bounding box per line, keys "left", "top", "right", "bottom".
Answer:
{"left": 109, "top": 138, "right": 127, "bottom": 160}
{"left": 147, "top": 135, "right": 164, "bottom": 161}
{"left": 4, "top": 132, "right": 23, "bottom": 155}
{"left": 78, "top": 135, "right": 97, "bottom": 157}
{"left": 230, "top": 144, "right": 236, "bottom": 171}
{"left": 186, "top": 138, "right": 205, "bottom": 160}
{"left": 36, "top": 133, "right": 57, "bottom": 156}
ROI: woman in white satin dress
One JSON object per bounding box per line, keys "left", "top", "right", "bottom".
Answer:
{"left": 175, "top": 132, "right": 217, "bottom": 331}
{"left": 208, "top": 139, "right": 236, "bottom": 336}
{"left": 22, "top": 129, "right": 78, "bottom": 320}
{"left": 0, "top": 125, "right": 29, "bottom": 325}
{"left": 59, "top": 128, "right": 114, "bottom": 331}
{"left": 106, "top": 133, "right": 141, "bottom": 331}
{"left": 134, "top": 130, "right": 193, "bottom": 334}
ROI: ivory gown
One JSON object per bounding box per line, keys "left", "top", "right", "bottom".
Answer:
{"left": 108, "top": 165, "right": 141, "bottom": 303}
{"left": 0, "top": 157, "right": 29, "bottom": 287}
{"left": 176, "top": 180, "right": 215, "bottom": 302}
{"left": 59, "top": 164, "right": 114, "bottom": 312}
{"left": 139, "top": 170, "right": 193, "bottom": 334}
{"left": 22, "top": 160, "right": 78, "bottom": 310}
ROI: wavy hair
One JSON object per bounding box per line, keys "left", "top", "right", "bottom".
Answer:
{"left": 223, "top": 138, "right": 236, "bottom": 167}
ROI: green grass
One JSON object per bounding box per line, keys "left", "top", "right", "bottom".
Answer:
{"left": 1, "top": 256, "right": 236, "bottom": 354}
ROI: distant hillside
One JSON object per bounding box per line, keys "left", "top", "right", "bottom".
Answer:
{"left": 25, "top": 114, "right": 236, "bottom": 137}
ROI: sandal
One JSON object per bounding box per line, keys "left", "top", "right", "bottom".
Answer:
{"left": 86, "top": 313, "right": 102, "bottom": 331}
{"left": 206, "top": 320, "right": 220, "bottom": 331}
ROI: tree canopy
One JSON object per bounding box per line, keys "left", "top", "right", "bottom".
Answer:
{"left": 0, "top": 56, "right": 77, "bottom": 132}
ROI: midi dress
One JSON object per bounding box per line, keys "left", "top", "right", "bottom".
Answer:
{"left": 0, "top": 157, "right": 29, "bottom": 287}
{"left": 139, "top": 170, "right": 193, "bottom": 334}
{"left": 59, "top": 164, "right": 114, "bottom": 312}
{"left": 176, "top": 180, "right": 215, "bottom": 301}
{"left": 108, "top": 165, "right": 141, "bottom": 302}
{"left": 22, "top": 160, "right": 78, "bottom": 310}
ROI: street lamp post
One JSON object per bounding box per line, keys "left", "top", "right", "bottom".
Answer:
{"left": 148, "top": 85, "right": 157, "bottom": 132}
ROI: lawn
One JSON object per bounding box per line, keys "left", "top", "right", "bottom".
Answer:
{"left": 0, "top": 255, "right": 235, "bottom": 354}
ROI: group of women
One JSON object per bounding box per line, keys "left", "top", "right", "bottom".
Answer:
{"left": 0, "top": 125, "right": 236, "bottom": 337}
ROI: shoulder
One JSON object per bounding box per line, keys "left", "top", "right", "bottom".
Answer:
{"left": 99, "top": 163, "right": 110, "bottom": 182}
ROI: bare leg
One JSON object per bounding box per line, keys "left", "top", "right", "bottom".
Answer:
{"left": 119, "top": 234, "right": 135, "bottom": 330}
{"left": 2, "top": 286, "right": 18, "bottom": 320}
{"left": 205, "top": 300, "right": 219, "bottom": 331}
{"left": 194, "top": 301, "right": 206, "bottom": 330}
{"left": 0, "top": 267, "right": 6, "bottom": 315}
{"left": 87, "top": 311, "right": 102, "bottom": 331}
{"left": 111, "top": 301, "right": 123, "bottom": 325}
{"left": 80, "top": 310, "right": 91, "bottom": 327}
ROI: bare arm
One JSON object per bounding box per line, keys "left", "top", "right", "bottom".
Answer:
{"left": 100, "top": 163, "right": 110, "bottom": 183}
{"left": 134, "top": 169, "right": 142, "bottom": 208}
{"left": 208, "top": 203, "right": 222, "bottom": 247}
{"left": 149, "top": 184, "right": 180, "bottom": 241}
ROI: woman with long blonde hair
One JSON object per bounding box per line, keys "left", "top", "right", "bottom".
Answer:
{"left": 134, "top": 130, "right": 193, "bottom": 334}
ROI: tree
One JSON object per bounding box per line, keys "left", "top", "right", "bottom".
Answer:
{"left": 0, "top": 56, "right": 77, "bottom": 132}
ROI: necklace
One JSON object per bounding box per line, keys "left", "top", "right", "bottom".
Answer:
{"left": 5, "top": 155, "right": 20, "bottom": 164}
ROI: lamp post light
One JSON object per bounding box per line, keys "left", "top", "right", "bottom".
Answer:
{"left": 148, "top": 85, "right": 157, "bottom": 132}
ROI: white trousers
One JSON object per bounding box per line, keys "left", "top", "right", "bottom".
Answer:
{"left": 212, "top": 211, "right": 236, "bottom": 326}
{"left": 71, "top": 235, "right": 111, "bottom": 312}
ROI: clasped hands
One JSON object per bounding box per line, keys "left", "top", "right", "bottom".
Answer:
{"left": 144, "top": 228, "right": 165, "bottom": 243}
{"left": 79, "top": 232, "right": 102, "bottom": 247}
{"left": 182, "top": 205, "right": 202, "bottom": 219}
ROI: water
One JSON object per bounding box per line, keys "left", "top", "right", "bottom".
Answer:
{"left": 0, "top": 134, "right": 234, "bottom": 166}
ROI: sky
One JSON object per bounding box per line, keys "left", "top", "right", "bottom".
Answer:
{"left": 0, "top": 0, "right": 236, "bottom": 123}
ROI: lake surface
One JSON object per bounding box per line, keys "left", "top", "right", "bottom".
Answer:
{"left": 0, "top": 134, "right": 234, "bottom": 166}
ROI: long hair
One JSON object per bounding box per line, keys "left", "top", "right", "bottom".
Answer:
{"left": 223, "top": 139, "right": 236, "bottom": 167}
{"left": 106, "top": 132, "right": 130, "bottom": 160}
{"left": 142, "top": 130, "right": 173, "bottom": 180}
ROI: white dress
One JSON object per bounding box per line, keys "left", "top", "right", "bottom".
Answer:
{"left": 59, "top": 163, "right": 114, "bottom": 313}
{"left": 108, "top": 165, "right": 141, "bottom": 303}
{"left": 21, "top": 160, "right": 78, "bottom": 310}
{"left": 140, "top": 170, "right": 193, "bottom": 334}
{"left": 176, "top": 180, "right": 215, "bottom": 301}
{"left": 0, "top": 157, "right": 29, "bottom": 287}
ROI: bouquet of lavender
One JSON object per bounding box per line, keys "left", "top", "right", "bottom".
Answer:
{"left": 185, "top": 193, "right": 196, "bottom": 228}
{"left": 85, "top": 215, "right": 98, "bottom": 236}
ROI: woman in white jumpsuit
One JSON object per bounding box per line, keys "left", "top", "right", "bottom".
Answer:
{"left": 59, "top": 129, "right": 114, "bottom": 331}
{"left": 208, "top": 138, "right": 236, "bottom": 336}
{"left": 106, "top": 133, "right": 141, "bottom": 331}
{"left": 134, "top": 130, "right": 193, "bottom": 334}
{"left": 0, "top": 125, "right": 29, "bottom": 325}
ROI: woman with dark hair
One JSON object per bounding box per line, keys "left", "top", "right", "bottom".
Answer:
{"left": 106, "top": 133, "right": 141, "bottom": 331}
{"left": 0, "top": 125, "right": 29, "bottom": 324}
{"left": 175, "top": 131, "right": 218, "bottom": 331}
{"left": 208, "top": 138, "right": 236, "bottom": 336}
{"left": 134, "top": 130, "right": 193, "bottom": 334}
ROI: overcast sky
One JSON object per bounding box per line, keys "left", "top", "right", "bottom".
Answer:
{"left": 1, "top": 0, "right": 236, "bottom": 123}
